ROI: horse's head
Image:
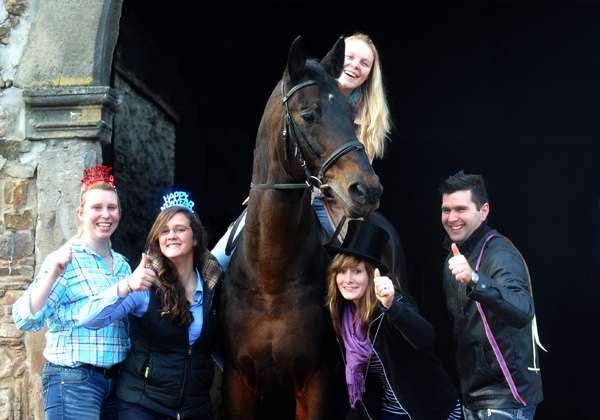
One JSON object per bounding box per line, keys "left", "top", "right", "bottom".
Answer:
{"left": 262, "top": 35, "right": 382, "bottom": 218}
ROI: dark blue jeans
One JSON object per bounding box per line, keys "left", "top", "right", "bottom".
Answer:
{"left": 42, "top": 361, "right": 118, "bottom": 420}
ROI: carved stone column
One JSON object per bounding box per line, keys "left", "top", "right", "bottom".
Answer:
{"left": 1, "top": 1, "right": 125, "bottom": 418}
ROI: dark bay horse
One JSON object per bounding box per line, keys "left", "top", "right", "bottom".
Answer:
{"left": 219, "top": 36, "right": 383, "bottom": 419}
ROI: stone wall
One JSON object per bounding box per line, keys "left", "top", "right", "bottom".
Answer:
{"left": 1, "top": 0, "right": 124, "bottom": 418}
{"left": 1, "top": 0, "right": 38, "bottom": 141}
{"left": 1, "top": 1, "right": 45, "bottom": 418}
{"left": 0, "top": 159, "right": 40, "bottom": 420}
{"left": 111, "top": 66, "right": 176, "bottom": 261}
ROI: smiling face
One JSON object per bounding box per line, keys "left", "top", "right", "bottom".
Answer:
{"left": 158, "top": 212, "right": 197, "bottom": 262}
{"left": 441, "top": 190, "right": 489, "bottom": 245}
{"left": 336, "top": 260, "right": 370, "bottom": 307}
{"left": 337, "top": 39, "right": 374, "bottom": 96}
{"left": 77, "top": 189, "right": 120, "bottom": 241}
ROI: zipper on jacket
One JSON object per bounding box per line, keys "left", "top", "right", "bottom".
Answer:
{"left": 176, "top": 346, "right": 193, "bottom": 414}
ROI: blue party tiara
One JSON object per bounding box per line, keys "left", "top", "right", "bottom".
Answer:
{"left": 160, "top": 191, "right": 195, "bottom": 213}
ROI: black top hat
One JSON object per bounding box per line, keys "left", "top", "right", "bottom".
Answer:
{"left": 327, "top": 220, "right": 390, "bottom": 275}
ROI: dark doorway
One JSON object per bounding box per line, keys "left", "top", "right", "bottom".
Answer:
{"left": 114, "top": 1, "right": 600, "bottom": 418}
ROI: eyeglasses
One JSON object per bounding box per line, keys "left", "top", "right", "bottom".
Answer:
{"left": 159, "top": 226, "right": 191, "bottom": 236}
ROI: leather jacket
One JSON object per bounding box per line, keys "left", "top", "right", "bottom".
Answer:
{"left": 443, "top": 222, "right": 543, "bottom": 409}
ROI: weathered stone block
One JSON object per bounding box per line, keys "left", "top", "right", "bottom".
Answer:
{"left": 0, "top": 337, "right": 22, "bottom": 346}
{"left": 4, "top": 159, "right": 36, "bottom": 178}
{"left": 4, "top": 179, "right": 27, "bottom": 209}
{"left": 3, "top": 290, "right": 24, "bottom": 306}
{"left": 6, "top": 0, "right": 27, "bottom": 16}
{"left": 0, "top": 264, "right": 34, "bottom": 278}
{"left": 0, "top": 140, "right": 32, "bottom": 157}
{"left": 4, "top": 210, "right": 32, "bottom": 229}
{"left": 23, "top": 87, "right": 119, "bottom": 143}
{"left": 0, "top": 231, "right": 34, "bottom": 259}
{"left": 0, "top": 324, "right": 24, "bottom": 340}
{"left": 0, "top": 388, "right": 15, "bottom": 420}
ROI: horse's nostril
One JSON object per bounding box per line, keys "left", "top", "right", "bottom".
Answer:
{"left": 348, "top": 182, "right": 368, "bottom": 205}
{"left": 348, "top": 181, "right": 382, "bottom": 207}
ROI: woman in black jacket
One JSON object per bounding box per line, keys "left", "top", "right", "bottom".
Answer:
{"left": 80, "top": 191, "right": 222, "bottom": 420}
{"left": 326, "top": 220, "right": 461, "bottom": 420}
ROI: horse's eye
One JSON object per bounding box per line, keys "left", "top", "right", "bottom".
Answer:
{"left": 301, "top": 112, "right": 316, "bottom": 124}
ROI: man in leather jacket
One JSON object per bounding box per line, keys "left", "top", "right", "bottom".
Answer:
{"left": 439, "top": 171, "right": 544, "bottom": 420}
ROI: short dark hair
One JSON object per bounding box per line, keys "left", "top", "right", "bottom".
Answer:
{"left": 439, "top": 170, "right": 489, "bottom": 209}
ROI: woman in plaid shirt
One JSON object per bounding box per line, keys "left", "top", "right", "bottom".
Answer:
{"left": 13, "top": 166, "right": 130, "bottom": 420}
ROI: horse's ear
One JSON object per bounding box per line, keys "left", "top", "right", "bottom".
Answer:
{"left": 285, "top": 36, "right": 307, "bottom": 83}
{"left": 320, "top": 35, "right": 345, "bottom": 79}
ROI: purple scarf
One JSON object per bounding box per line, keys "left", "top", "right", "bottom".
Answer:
{"left": 341, "top": 303, "right": 373, "bottom": 408}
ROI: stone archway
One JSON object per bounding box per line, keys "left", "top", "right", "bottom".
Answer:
{"left": 2, "top": 1, "right": 124, "bottom": 418}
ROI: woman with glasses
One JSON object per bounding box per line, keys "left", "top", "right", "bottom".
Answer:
{"left": 79, "top": 191, "right": 223, "bottom": 420}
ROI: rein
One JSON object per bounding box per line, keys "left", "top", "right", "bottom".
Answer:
{"left": 250, "top": 79, "right": 364, "bottom": 192}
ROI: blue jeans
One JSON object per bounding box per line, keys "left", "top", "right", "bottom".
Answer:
{"left": 42, "top": 361, "right": 118, "bottom": 420}
{"left": 463, "top": 405, "right": 537, "bottom": 420}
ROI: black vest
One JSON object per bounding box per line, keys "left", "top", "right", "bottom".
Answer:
{"left": 117, "top": 284, "right": 218, "bottom": 418}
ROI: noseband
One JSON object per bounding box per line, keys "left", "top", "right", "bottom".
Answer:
{"left": 250, "top": 79, "right": 364, "bottom": 191}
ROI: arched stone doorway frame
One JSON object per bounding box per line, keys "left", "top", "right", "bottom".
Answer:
{"left": 6, "top": 0, "right": 124, "bottom": 418}
{"left": 19, "top": 0, "right": 123, "bottom": 255}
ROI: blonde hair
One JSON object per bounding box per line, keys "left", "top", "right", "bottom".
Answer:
{"left": 77, "top": 181, "right": 120, "bottom": 246}
{"left": 326, "top": 253, "right": 380, "bottom": 338}
{"left": 345, "top": 33, "right": 392, "bottom": 160}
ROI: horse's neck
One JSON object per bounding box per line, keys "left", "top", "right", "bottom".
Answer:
{"left": 243, "top": 189, "right": 323, "bottom": 281}
{"left": 248, "top": 189, "right": 316, "bottom": 249}
{"left": 240, "top": 101, "right": 326, "bottom": 290}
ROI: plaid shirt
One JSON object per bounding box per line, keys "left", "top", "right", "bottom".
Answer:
{"left": 80, "top": 247, "right": 224, "bottom": 345}
{"left": 13, "top": 241, "right": 131, "bottom": 368}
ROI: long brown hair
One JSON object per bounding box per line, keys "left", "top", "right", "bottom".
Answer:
{"left": 145, "top": 206, "right": 207, "bottom": 328}
{"left": 326, "top": 254, "right": 380, "bottom": 338}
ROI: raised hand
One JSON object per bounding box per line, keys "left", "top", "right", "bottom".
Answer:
{"left": 373, "top": 268, "right": 395, "bottom": 309}
{"left": 29, "top": 244, "right": 74, "bottom": 313}
{"left": 47, "top": 245, "right": 73, "bottom": 278}
{"left": 125, "top": 253, "right": 156, "bottom": 293}
{"left": 448, "top": 243, "right": 473, "bottom": 285}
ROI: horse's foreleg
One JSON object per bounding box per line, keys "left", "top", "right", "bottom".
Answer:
{"left": 294, "top": 367, "right": 336, "bottom": 420}
{"left": 221, "top": 366, "right": 260, "bottom": 420}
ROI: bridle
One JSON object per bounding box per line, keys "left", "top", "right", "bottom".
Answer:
{"left": 250, "top": 79, "right": 364, "bottom": 193}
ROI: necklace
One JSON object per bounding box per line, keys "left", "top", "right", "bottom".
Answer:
{"left": 97, "top": 250, "right": 111, "bottom": 258}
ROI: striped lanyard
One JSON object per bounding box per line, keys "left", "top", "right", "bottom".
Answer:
{"left": 474, "top": 234, "right": 527, "bottom": 406}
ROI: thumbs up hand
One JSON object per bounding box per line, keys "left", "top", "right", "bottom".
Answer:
{"left": 122, "top": 253, "right": 156, "bottom": 295}
{"left": 448, "top": 243, "right": 474, "bottom": 285}
{"left": 47, "top": 244, "right": 73, "bottom": 278}
{"left": 373, "top": 268, "right": 395, "bottom": 309}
